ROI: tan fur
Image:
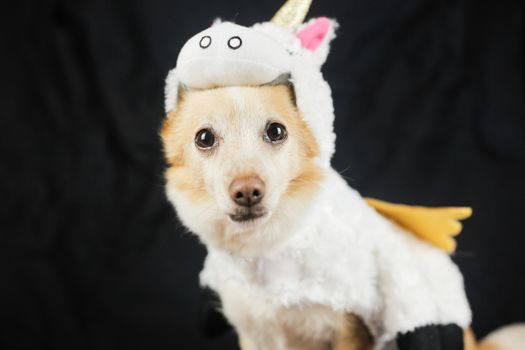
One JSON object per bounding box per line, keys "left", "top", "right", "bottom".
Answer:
{"left": 465, "top": 328, "right": 505, "bottom": 350}
{"left": 264, "top": 85, "right": 319, "bottom": 159}
{"left": 465, "top": 328, "right": 479, "bottom": 350}
{"left": 264, "top": 85, "right": 323, "bottom": 198}
{"left": 286, "top": 160, "right": 324, "bottom": 199}
{"left": 478, "top": 343, "right": 502, "bottom": 350}
{"left": 334, "top": 315, "right": 374, "bottom": 350}
{"left": 161, "top": 106, "right": 210, "bottom": 202}
{"left": 161, "top": 90, "right": 230, "bottom": 203}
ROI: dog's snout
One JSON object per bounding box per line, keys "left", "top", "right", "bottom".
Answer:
{"left": 229, "top": 176, "right": 265, "bottom": 207}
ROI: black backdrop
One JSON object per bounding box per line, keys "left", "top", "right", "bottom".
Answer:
{"left": 1, "top": 1, "right": 524, "bottom": 349}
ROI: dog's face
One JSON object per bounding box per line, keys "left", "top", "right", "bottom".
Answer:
{"left": 161, "top": 85, "right": 323, "bottom": 253}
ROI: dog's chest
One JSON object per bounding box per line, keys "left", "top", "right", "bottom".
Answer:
{"left": 219, "top": 276, "right": 343, "bottom": 349}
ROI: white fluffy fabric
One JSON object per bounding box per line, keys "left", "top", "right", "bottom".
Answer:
{"left": 200, "top": 169, "right": 471, "bottom": 349}
{"left": 165, "top": 18, "right": 471, "bottom": 349}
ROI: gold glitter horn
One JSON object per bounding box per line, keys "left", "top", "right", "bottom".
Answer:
{"left": 271, "top": 0, "right": 313, "bottom": 28}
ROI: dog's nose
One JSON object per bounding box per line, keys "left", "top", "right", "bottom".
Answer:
{"left": 229, "top": 176, "right": 265, "bottom": 207}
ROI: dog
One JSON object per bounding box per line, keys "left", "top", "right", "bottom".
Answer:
{"left": 161, "top": 82, "right": 525, "bottom": 350}
{"left": 162, "top": 83, "right": 373, "bottom": 349}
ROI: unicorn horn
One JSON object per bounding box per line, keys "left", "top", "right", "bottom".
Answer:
{"left": 271, "top": 0, "right": 313, "bottom": 29}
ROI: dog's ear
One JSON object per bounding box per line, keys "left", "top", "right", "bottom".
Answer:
{"left": 296, "top": 17, "right": 337, "bottom": 66}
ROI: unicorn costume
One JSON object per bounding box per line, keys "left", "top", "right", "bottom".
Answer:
{"left": 164, "top": 1, "right": 472, "bottom": 348}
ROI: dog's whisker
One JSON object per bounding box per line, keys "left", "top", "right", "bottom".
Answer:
{"left": 337, "top": 165, "right": 351, "bottom": 175}
{"left": 335, "top": 166, "right": 356, "bottom": 182}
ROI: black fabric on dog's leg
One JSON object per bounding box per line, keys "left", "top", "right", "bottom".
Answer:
{"left": 198, "top": 287, "right": 233, "bottom": 338}
{"left": 396, "top": 324, "right": 464, "bottom": 350}
{"left": 438, "top": 324, "right": 464, "bottom": 350}
{"left": 397, "top": 325, "right": 441, "bottom": 350}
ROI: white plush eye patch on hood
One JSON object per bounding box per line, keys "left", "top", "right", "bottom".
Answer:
{"left": 176, "top": 22, "right": 292, "bottom": 89}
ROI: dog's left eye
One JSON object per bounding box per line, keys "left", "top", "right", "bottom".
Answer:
{"left": 264, "top": 122, "right": 287, "bottom": 144}
{"left": 195, "top": 128, "right": 216, "bottom": 149}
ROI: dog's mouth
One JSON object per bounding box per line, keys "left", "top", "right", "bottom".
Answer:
{"left": 228, "top": 207, "right": 267, "bottom": 223}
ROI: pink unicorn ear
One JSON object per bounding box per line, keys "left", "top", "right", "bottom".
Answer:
{"left": 296, "top": 17, "right": 332, "bottom": 51}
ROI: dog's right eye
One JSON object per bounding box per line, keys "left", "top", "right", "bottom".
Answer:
{"left": 264, "top": 122, "right": 287, "bottom": 144}
{"left": 195, "top": 128, "right": 216, "bottom": 149}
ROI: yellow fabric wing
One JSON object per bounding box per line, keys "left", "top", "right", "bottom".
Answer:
{"left": 365, "top": 198, "right": 472, "bottom": 253}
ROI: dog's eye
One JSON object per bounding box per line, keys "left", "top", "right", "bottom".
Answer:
{"left": 195, "top": 128, "right": 216, "bottom": 149}
{"left": 264, "top": 122, "right": 287, "bottom": 144}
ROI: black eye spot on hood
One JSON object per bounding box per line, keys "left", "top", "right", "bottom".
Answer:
{"left": 199, "top": 36, "right": 212, "bottom": 49}
{"left": 228, "top": 36, "right": 242, "bottom": 50}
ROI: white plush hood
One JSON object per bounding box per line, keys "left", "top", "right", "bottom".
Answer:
{"left": 165, "top": 17, "right": 338, "bottom": 168}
